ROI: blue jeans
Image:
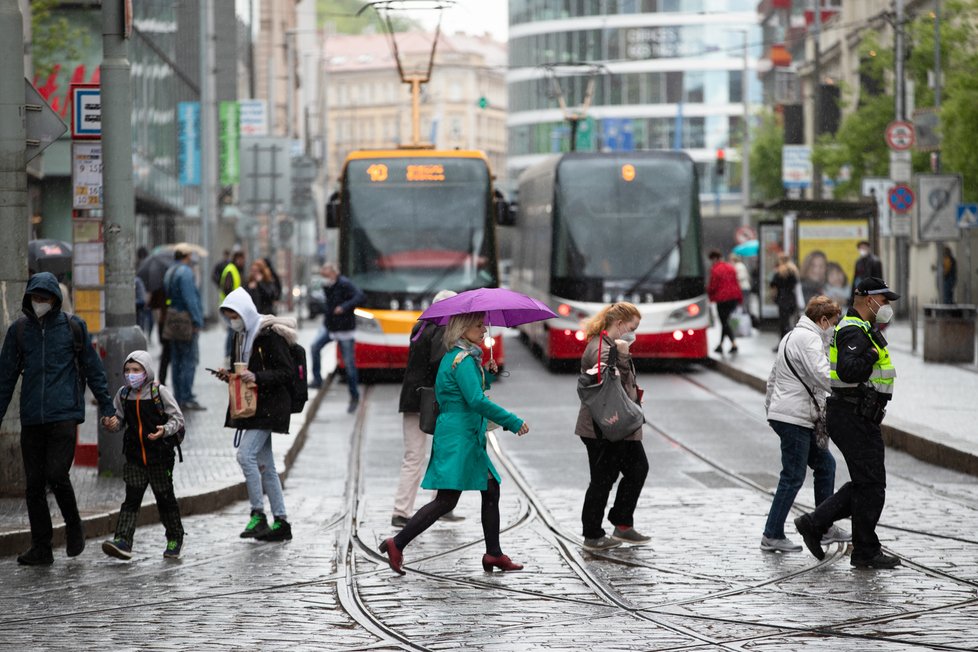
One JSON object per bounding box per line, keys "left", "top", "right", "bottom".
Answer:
{"left": 236, "top": 429, "right": 287, "bottom": 518}
{"left": 170, "top": 333, "right": 199, "bottom": 405}
{"left": 310, "top": 328, "right": 359, "bottom": 400}
{"left": 763, "top": 419, "right": 836, "bottom": 539}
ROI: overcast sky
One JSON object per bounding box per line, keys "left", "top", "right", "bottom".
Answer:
{"left": 416, "top": 1, "right": 508, "bottom": 42}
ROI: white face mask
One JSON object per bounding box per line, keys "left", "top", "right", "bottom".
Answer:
{"left": 870, "top": 299, "right": 893, "bottom": 324}
{"left": 322, "top": 277, "right": 336, "bottom": 287}
{"left": 126, "top": 372, "right": 146, "bottom": 387}
{"left": 32, "top": 301, "right": 52, "bottom": 318}
{"left": 228, "top": 317, "right": 245, "bottom": 332}
{"left": 619, "top": 331, "right": 636, "bottom": 344}
{"left": 858, "top": 248, "right": 870, "bottom": 258}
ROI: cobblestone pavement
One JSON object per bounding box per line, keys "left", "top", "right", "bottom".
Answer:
{"left": 2, "top": 336, "right": 977, "bottom": 650}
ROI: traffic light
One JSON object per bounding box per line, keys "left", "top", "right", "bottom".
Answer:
{"left": 715, "top": 148, "right": 726, "bottom": 177}
{"left": 478, "top": 96, "right": 488, "bottom": 109}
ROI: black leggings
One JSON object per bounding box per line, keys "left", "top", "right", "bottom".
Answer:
{"left": 716, "top": 300, "right": 739, "bottom": 345}
{"left": 393, "top": 477, "right": 502, "bottom": 556}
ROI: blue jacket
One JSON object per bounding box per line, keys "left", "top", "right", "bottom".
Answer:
{"left": 165, "top": 262, "right": 204, "bottom": 328}
{"left": 323, "top": 275, "right": 364, "bottom": 333}
{"left": 0, "top": 272, "right": 115, "bottom": 426}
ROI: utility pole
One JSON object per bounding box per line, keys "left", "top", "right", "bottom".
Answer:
{"left": 889, "top": 0, "right": 911, "bottom": 316}
{"left": 98, "top": 0, "right": 147, "bottom": 474}
{"left": 933, "top": 0, "right": 946, "bottom": 302}
{"left": 811, "top": 0, "right": 822, "bottom": 199}
{"left": 740, "top": 29, "right": 751, "bottom": 227}
{"left": 199, "top": 0, "right": 216, "bottom": 318}
{"left": 0, "top": 0, "right": 29, "bottom": 493}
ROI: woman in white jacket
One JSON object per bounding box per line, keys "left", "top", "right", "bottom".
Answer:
{"left": 761, "top": 296, "right": 850, "bottom": 552}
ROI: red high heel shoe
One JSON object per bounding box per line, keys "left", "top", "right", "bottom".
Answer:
{"left": 482, "top": 553, "right": 523, "bottom": 572}
{"left": 379, "top": 538, "right": 405, "bottom": 575}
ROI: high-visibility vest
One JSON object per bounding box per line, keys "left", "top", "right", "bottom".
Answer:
{"left": 219, "top": 263, "right": 241, "bottom": 302}
{"left": 829, "top": 314, "right": 896, "bottom": 396}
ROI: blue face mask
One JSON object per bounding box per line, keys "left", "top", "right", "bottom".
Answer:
{"left": 126, "top": 372, "right": 146, "bottom": 387}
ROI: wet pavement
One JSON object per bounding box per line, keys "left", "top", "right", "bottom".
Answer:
{"left": 3, "top": 330, "right": 977, "bottom": 650}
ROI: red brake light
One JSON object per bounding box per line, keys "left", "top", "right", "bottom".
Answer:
{"left": 687, "top": 303, "right": 701, "bottom": 317}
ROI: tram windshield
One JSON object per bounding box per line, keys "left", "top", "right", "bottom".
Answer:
{"left": 553, "top": 157, "right": 695, "bottom": 298}
{"left": 344, "top": 157, "right": 496, "bottom": 298}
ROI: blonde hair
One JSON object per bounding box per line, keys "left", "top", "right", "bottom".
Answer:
{"left": 442, "top": 311, "right": 485, "bottom": 349}
{"left": 584, "top": 302, "right": 641, "bottom": 339}
{"left": 805, "top": 295, "right": 841, "bottom": 323}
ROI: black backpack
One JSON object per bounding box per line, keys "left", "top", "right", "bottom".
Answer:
{"left": 121, "top": 382, "right": 186, "bottom": 462}
{"left": 287, "top": 342, "right": 309, "bottom": 414}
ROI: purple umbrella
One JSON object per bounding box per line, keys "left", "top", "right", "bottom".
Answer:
{"left": 418, "top": 287, "right": 557, "bottom": 326}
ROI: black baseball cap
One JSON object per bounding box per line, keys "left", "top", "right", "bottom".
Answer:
{"left": 854, "top": 277, "right": 900, "bottom": 301}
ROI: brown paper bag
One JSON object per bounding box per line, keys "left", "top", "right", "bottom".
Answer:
{"left": 229, "top": 373, "right": 257, "bottom": 419}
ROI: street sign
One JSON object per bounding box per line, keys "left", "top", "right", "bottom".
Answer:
{"left": 918, "top": 175, "right": 962, "bottom": 242}
{"left": 71, "top": 84, "right": 101, "bottom": 139}
{"left": 734, "top": 225, "right": 756, "bottom": 244}
{"left": 888, "top": 183, "right": 914, "bottom": 214}
{"left": 861, "top": 177, "right": 894, "bottom": 237}
{"left": 72, "top": 142, "right": 103, "bottom": 209}
{"left": 177, "top": 102, "right": 201, "bottom": 186}
{"left": 782, "top": 145, "right": 812, "bottom": 189}
{"left": 239, "top": 99, "right": 268, "bottom": 137}
{"left": 24, "top": 79, "right": 67, "bottom": 162}
{"left": 957, "top": 204, "right": 978, "bottom": 229}
{"left": 885, "top": 120, "right": 915, "bottom": 151}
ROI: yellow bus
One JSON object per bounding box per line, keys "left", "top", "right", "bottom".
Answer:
{"left": 326, "top": 149, "right": 509, "bottom": 371}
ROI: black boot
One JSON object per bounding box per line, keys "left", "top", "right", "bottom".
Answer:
{"left": 17, "top": 546, "right": 54, "bottom": 566}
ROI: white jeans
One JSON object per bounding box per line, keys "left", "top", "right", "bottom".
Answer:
{"left": 392, "top": 413, "right": 430, "bottom": 518}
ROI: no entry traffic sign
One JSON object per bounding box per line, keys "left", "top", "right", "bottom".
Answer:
{"left": 885, "top": 121, "right": 915, "bottom": 151}
{"left": 888, "top": 183, "right": 915, "bottom": 214}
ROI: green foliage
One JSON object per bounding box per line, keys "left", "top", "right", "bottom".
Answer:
{"left": 317, "top": 0, "right": 419, "bottom": 33}
{"left": 749, "top": 109, "right": 784, "bottom": 202}
{"left": 812, "top": 94, "right": 893, "bottom": 197}
{"left": 31, "top": 0, "right": 92, "bottom": 79}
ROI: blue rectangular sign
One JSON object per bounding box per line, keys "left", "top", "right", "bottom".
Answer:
{"left": 178, "top": 102, "right": 201, "bottom": 186}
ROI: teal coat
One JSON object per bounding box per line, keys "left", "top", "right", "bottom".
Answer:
{"left": 421, "top": 346, "right": 524, "bottom": 491}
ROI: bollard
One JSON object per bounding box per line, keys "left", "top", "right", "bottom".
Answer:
{"left": 95, "top": 325, "right": 148, "bottom": 476}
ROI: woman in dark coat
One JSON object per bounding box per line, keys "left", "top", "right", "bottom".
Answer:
{"left": 576, "top": 301, "right": 651, "bottom": 552}
{"left": 379, "top": 311, "right": 529, "bottom": 575}
{"left": 391, "top": 290, "right": 463, "bottom": 527}
{"left": 770, "top": 254, "right": 801, "bottom": 341}
{"left": 246, "top": 259, "right": 279, "bottom": 315}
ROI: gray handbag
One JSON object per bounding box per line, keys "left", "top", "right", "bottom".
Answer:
{"left": 577, "top": 336, "right": 645, "bottom": 442}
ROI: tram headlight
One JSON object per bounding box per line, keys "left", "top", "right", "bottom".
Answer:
{"left": 666, "top": 299, "right": 708, "bottom": 324}
{"left": 354, "top": 308, "right": 382, "bottom": 333}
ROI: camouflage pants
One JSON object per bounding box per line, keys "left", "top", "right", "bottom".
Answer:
{"left": 115, "top": 461, "right": 184, "bottom": 545}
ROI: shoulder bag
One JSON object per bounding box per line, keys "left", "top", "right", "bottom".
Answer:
{"left": 576, "top": 335, "right": 645, "bottom": 442}
{"left": 782, "top": 332, "right": 830, "bottom": 449}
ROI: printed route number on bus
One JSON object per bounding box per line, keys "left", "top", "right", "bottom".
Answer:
{"left": 365, "top": 163, "right": 446, "bottom": 183}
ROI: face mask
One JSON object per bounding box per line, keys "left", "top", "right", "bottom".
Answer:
{"left": 322, "top": 278, "right": 336, "bottom": 287}
{"left": 619, "top": 331, "right": 636, "bottom": 344}
{"left": 126, "top": 372, "right": 146, "bottom": 387}
{"left": 858, "top": 248, "right": 870, "bottom": 258}
{"left": 32, "top": 301, "right": 52, "bottom": 318}
{"left": 870, "top": 299, "right": 893, "bottom": 324}
{"left": 228, "top": 317, "right": 245, "bottom": 332}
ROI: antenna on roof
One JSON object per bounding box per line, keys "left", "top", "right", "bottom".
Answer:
{"left": 358, "top": 1, "right": 457, "bottom": 148}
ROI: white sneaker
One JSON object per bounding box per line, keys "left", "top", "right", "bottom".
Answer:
{"left": 760, "top": 536, "right": 803, "bottom": 552}
{"left": 821, "top": 525, "right": 851, "bottom": 545}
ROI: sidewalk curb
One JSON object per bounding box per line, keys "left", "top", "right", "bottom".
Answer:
{"left": 702, "top": 357, "right": 978, "bottom": 478}
{"left": 0, "top": 374, "right": 334, "bottom": 558}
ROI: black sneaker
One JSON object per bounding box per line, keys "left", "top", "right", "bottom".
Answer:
{"left": 257, "top": 517, "right": 292, "bottom": 542}
{"left": 611, "top": 527, "right": 652, "bottom": 545}
{"left": 391, "top": 515, "right": 409, "bottom": 528}
{"left": 17, "top": 546, "right": 54, "bottom": 566}
{"left": 66, "top": 522, "right": 86, "bottom": 557}
{"left": 163, "top": 539, "right": 183, "bottom": 560}
{"left": 793, "top": 514, "right": 826, "bottom": 560}
{"left": 582, "top": 536, "right": 622, "bottom": 551}
{"left": 101, "top": 538, "right": 133, "bottom": 561}
{"left": 240, "top": 510, "right": 270, "bottom": 538}
{"left": 347, "top": 398, "right": 360, "bottom": 414}
{"left": 851, "top": 552, "right": 901, "bottom": 569}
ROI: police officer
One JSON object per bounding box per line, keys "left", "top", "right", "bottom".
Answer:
{"left": 794, "top": 277, "right": 900, "bottom": 569}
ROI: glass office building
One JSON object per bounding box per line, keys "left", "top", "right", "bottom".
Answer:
{"left": 507, "top": 1, "right": 760, "bottom": 198}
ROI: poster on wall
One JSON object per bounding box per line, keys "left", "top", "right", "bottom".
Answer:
{"left": 796, "top": 218, "right": 870, "bottom": 311}
{"left": 758, "top": 221, "right": 785, "bottom": 320}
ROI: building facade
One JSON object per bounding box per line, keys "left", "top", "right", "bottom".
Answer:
{"left": 322, "top": 31, "right": 508, "bottom": 186}
{"left": 507, "top": 0, "right": 760, "bottom": 214}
